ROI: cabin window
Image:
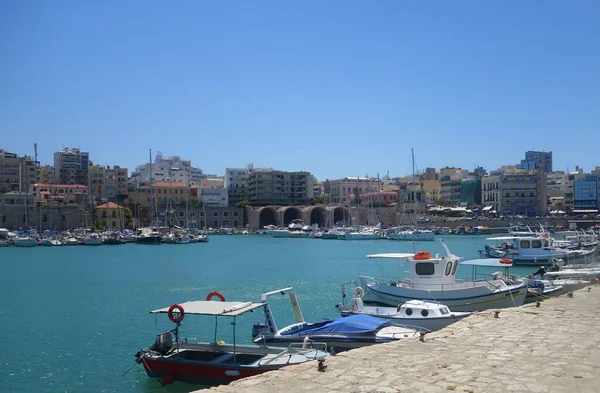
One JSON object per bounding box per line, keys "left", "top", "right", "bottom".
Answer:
{"left": 445, "top": 262, "right": 453, "bottom": 276}
{"left": 405, "top": 308, "right": 413, "bottom": 316}
{"left": 532, "top": 240, "right": 542, "bottom": 248}
{"left": 544, "top": 240, "right": 549, "bottom": 247}
{"left": 415, "top": 262, "right": 435, "bottom": 276}
{"left": 451, "top": 260, "right": 458, "bottom": 275}
{"left": 520, "top": 240, "right": 530, "bottom": 249}
{"left": 440, "top": 307, "right": 449, "bottom": 315}
{"left": 421, "top": 310, "right": 429, "bottom": 317}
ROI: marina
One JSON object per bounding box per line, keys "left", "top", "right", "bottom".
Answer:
{"left": 2, "top": 234, "right": 598, "bottom": 393}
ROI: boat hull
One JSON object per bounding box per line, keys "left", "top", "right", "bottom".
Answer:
{"left": 388, "top": 232, "right": 435, "bottom": 241}
{"left": 359, "top": 278, "right": 527, "bottom": 312}
{"left": 14, "top": 238, "right": 37, "bottom": 247}
{"left": 339, "top": 309, "right": 469, "bottom": 332}
{"left": 345, "top": 233, "right": 381, "bottom": 240}
{"left": 136, "top": 236, "right": 162, "bottom": 244}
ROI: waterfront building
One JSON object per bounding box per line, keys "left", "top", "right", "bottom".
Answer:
{"left": 519, "top": 150, "right": 552, "bottom": 173}
{"left": 0, "top": 149, "right": 38, "bottom": 193}
{"left": 152, "top": 181, "right": 188, "bottom": 207}
{"left": 420, "top": 179, "right": 441, "bottom": 205}
{"left": 247, "top": 168, "right": 313, "bottom": 206}
{"left": 95, "top": 202, "right": 125, "bottom": 230}
{"left": 358, "top": 191, "right": 398, "bottom": 207}
{"left": 419, "top": 168, "right": 438, "bottom": 181}
{"left": 499, "top": 167, "right": 547, "bottom": 217}
{"left": 36, "top": 165, "right": 53, "bottom": 184}
{"left": 30, "top": 183, "right": 88, "bottom": 205}
{"left": 130, "top": 152, "right": 204, "bottom": 186}
{"left": 225, "top": 164, "right": 254, "bottom": 206}
{"left": 198, "top": 177, "right": 228, "bottom": 207}
{"left": 573, "top": 175, "right": 599, "bottom": 213}
{"left": 439, "top": 168, "right": 469, "bottom": 206}
{"left": 0, "top": 194, "right": 88, "bottom": 230}
{"left": 88, "top": 164, "right": 106, "bottom": 204}
{"left": 565, "top": 168, "right": 585, "bottom": 213}
{"left": 329, "top": 177, "right": 380, "bottom": 205}
{"left": 547, "top": 171, "right": 568, "bottom": 198}
{"left": 459, "top": 178, "right": 482, "bottom": 206}
{"left": 53, "top": 147, "right": 89, "bottom": 185}
{"left": 481, "top": 170, "right": 502, "bottom": 213}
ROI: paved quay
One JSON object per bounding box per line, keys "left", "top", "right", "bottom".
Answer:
{"left": 199, "top": 287, "right": 600, "bottom": 393}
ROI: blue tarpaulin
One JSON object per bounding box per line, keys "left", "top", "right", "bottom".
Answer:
{"left": 287, "top": 314, "right": 389, "bottom": 336}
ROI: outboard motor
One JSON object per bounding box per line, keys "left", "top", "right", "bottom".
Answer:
{"left": 252, "top": 322, "right": 267, "bottom": 340}
{"left": 148, "top": 331, "right": 173, "bottom": 355}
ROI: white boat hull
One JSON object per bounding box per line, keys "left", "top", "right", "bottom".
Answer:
{"left": 341, "top": 306, "right": 469, "bottom": 331}
{"left": 83, "top": 238, "right": 103, "bottom": 246}
{"left": 388, "top": 232, "right": 435, "bottom": 241}
{"left": 359, "top": 276, "right": 527, "bottom": 312}
{"left": 345, "top": 233, "right": 381, "bottom": 240}
{"left": 14, "top": 237, "right": 37, "bottom": 247}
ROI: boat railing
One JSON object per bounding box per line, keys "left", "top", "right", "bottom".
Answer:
{"left": 395, "top": 280, "right": 500, "bottom": 292}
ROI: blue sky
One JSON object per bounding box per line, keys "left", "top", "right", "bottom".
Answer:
{"left": 1, "top": 1, "right": 599, "bottom": 179}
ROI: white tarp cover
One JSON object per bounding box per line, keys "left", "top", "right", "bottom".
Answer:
{"left": 482, "top": 206, "right": 493, "bottom": 211}
{"left": 367, "top": 253, "right": 415, "bottom": 259}
{"left": 150, "top": 301, "right": 264, "bottom": 317}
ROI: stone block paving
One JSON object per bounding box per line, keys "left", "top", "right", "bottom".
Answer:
{"left": 197, "top": 287, "right": 600, "bottom": 393}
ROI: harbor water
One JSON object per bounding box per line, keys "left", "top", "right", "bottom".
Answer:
{"left": 0, "top": 235, "right": 573, "bottom": 393}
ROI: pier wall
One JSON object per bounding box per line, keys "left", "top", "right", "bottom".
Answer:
{"left": 0, "top": 205, "right": 89, "bottom": 231}
{"left": 204, "top": 287, "right": 600, "bottom": 393}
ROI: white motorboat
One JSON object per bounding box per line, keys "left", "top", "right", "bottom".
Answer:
{"left": 387, "top": 228, "right": 435, "bottom": 241}
{"left": 42, "top": 238, "right": 62, "bottom": 246}
{"left": 345, "top": 227, "right": 382, "bottom": 240}
{"left": 272, "top": 220, "right": 312, "bottom": 238}
{"left": 336, "top": 295, "right": 471, "bottom": 332}
{"left": 83, "top": 233, "right": 103, "bottom": 246}
{"left": 479, "top": 235, "right": 595, "bottom": 266}
{"left": 357, "top": 240, "right": 527, "bottom": 312}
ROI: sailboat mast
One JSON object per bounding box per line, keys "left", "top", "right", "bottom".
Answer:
{"left": 411, "top": 148, "right": 417, "bottom": 253}
{"left": 149, "top": 148, "right": 155, "bottom": 227}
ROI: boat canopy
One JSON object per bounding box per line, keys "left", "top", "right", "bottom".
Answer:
{"left": 460, "top": 258, "right": 514, "bottom": 267}
{"left": 486, "top": 236, "right": 521, "bottom": 240}
{"left": 287, "top": 314, "right": 390, "bottom": 335}
{"left": 150, "top": 301, "right": 265, "bottom": 317}
{"left": 367, "top": 253, "right": 415, "bottom": 259}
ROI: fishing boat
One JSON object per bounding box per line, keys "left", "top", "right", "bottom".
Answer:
{"left": 336, "top": 294, "right": 471, "bottom": 332}
{"left": 135, "top": 293, "right": 328, "bottom": 386}
{"left": 135, "top": 228, "right": 163, "bottom": 244}
{"left": 356, "top": 240, "right": 527, "bottom": 312}
{"left": 251, "top": 288, "right": 422, "bottom": 352}
{"left": 41, "top": 237, "right": 62, "bottom": 246}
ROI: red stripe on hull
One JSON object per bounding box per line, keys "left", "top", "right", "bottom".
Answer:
{"left": 142, "top": 358, "right": 275, "bottom": 385}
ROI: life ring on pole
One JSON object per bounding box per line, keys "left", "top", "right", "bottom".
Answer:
{"left": 353, "top": 287, "right": 365, "bottom": 299}
{"left": 206, "top": 291, "right": 226, "bottom": 302}
{"left": 168, "top": 304, "right": 185, "bottom": 324}
{"left": 499, "top": 258, "right": 513, "bottom": 264}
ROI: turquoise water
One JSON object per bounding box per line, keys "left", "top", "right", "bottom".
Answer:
{"left": 1, "top": 235, "right": 534, "bottom": 393}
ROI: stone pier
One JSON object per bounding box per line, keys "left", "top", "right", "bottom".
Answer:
{"left": 197, "top": 287, "right": 600, "bottom": 393}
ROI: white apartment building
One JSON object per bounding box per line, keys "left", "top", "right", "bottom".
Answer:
{"left": 130, "top": 152, "right": 204, "bottom": 186}
{"left": 329, "top": 177, "right": 381, "bottom": 204}
{"left": 546, "top": 171, "right": 568, "bottom": 198}
{"left": 225, "top": 163, "right": 254, "bottom": 206}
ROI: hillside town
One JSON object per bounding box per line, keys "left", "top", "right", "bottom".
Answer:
{"left": 0, "top": 146, "right": 598, "bottom": 232}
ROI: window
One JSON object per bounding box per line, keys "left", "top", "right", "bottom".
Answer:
{"left": 520, "top": 240, "right": 530, "bottom": 249}
{"left": 112, "top": 221, "right": 116, "bottom": 227}
{"left": 421, "top": 309, "right": 429, "bottom": 317}
{"left": 445, "top": 262, "right": 453, "bottom": 276}
{"left": 102, "top": 212, "right": 107, "bottom": 218}
{"left": 233, "top": 211, "right": 239, "bottom": 217}
{"left": 233, "top": 220, "right": 239, "bottom": 227}
{"left": 405, "top": 308, "right": 413, "bottom": 316}
{"left": 213, "top": 220, "right": 218, "bottom": 227}
{"left": 223, "top": 211, "right": 229, "bottom": 217}
{"left": 112, "top": 211, "right": 116, "bottom": 218}
{"left": 532, "top": 240, "right": 542, "bottom": 248}
{"left": 415, "top": 262, "right": 435, "bottom": 275}
{"left": 1, "top": 215, "right": 5, "bottom": 222}
{"left": 213, "top": 211, "right": 218, "bottom": 217}
{"left": 451, "top": 260, "right": 458, "bottom": 275}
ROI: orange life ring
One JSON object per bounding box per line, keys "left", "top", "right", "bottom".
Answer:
{"left": 499, "top": 258, "right": 513, "bottom": 264}
{"left": 206, "top": 291, "right": 226, "bottom": 302}
{"left": 414, "top": 251, "right": 431, "bottom": 260}
{"left": 168, "top": 304, "right": 185, "bottom": 324}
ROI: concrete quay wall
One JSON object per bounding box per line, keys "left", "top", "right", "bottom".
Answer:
{"left": 202, "top": 287, "right": 600, "bottom": 393}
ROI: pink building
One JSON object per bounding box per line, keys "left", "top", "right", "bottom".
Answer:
{"left": 359, "top": 191, "right": 398, "bottom": 207}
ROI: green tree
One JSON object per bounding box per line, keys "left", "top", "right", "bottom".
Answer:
{"left": 123, "top": 207, "right": 135, "bottom": 229}
{"left": 94, "top": 218, "right": 104, "bottom": 230}
{"left": 236, "top": 199, "right": 251, "bottom": 208}
{"left": 138, "top": 205, "right": 150, "bottom": 226}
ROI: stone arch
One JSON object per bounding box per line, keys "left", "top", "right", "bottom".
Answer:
{"left": 282, "top": 207, "right": 302, "bottom": 226}
{"left": 333, "top": 206, "right": 351, "bottom": 226}
{"left": 309, "top": 206, "right": 327, "bottom": 227}
{"left": 258, "top": 206, "right": 278, "bottom": 228}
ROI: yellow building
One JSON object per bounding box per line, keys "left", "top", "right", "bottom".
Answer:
{"left": 88, "top": 164, "right": 106, "bottom": 203}
{"left": 37, "top": 165, "right": 53, "bottom": 184}
{"left": 95, "top": 202, "right": 125, "bottom": 230}
{"left": 421, "top": 180, "right": 441, "bottom": 205}
{"left": 153, "top": 181, "right": 188, "bottom": 206}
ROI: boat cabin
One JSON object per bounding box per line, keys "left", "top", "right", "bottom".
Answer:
{"left": 366, "top": 251, "right": 462, "bottom": 289}
{"left": 398, "top": 300, "right": 453, "bottom": 319}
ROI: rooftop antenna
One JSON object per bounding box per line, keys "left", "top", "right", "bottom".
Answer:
{"left": 33, "top": 143, "right": 38, "bottom": 164}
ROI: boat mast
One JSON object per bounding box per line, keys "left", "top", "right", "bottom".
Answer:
{"left": 411, "top": 148, "right": 417, "bottom": 253}
{"left": 149, "top": 149, "right": 155, "bottom": 227}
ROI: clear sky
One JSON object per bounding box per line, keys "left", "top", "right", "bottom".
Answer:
{"left": 1, "top": 1, "right": 599, "bottom": 179}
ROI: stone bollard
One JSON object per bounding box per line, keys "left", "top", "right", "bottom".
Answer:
{"left": 588, "top": 287, "right": 592, "bottom": 292}
{"left": 536, "top": 301, "right": 541, "bottom": 308}
{"left": 567, "top": 292, "right": 574, "bottom": 298}
{"left": 317, "top": 358, "right": 327, "bottom": 372}
{"left": 494, "top": 311, "right": 500, "bottom": 318}
{"left": 419, "top": 332, "right": 427, "bottom": 342}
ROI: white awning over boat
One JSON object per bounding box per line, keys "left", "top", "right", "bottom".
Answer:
{"left": 482, "top": 206, "right": 493, "bottom": 211}
{"left": 460, "top": 258, "right": 514, "bottom": 267}
{"left": 150, "top": 301, "right": 265, "bottom": 317}
{"left": 485, "top": 236, "right": 520, "bottom": 240}
{"left": 367, "top": 253, "right": 415, "bottom": 259}
{"left": 572, "top": 209, "right": 598, "bottom": 213}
